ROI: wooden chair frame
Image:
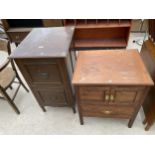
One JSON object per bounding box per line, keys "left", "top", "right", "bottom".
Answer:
{"left": 0, "top": 38, "right": 29, "bottom": 114}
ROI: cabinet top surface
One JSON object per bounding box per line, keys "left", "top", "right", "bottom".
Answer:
{"left": 72, "top": 50, "right": 154, "bottom": 86}
{"left": 10, "top": 27, "right": 75, "bottom": 58}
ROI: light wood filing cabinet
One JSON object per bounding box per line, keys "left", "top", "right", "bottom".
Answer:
{"left": 10, "top": 27, "right": 76, "bottom": 113}
{"left": 72, "top": 50, "right": 154, "bottom": 127}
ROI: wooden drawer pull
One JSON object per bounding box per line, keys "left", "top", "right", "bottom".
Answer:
{"left": 102, "top": 110, "right": 112, "bottom": 114}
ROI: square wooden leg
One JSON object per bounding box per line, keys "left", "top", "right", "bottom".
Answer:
{"left": 79, "top": 113, "right": 84, "bottom": 125}
{"left": 72, "top": 106, "right": 76, "bottom": 114}
{"left": 128, "top": 113, "right": 139, "bottom": 128}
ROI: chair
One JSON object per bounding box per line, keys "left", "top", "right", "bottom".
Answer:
{"left": 0, "top": 38, "right": 29, "bottom": 114}
{"left": 0, "top": 21, "right": 8, "bottom": 40}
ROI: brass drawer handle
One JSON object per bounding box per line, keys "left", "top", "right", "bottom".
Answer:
{"left": 102, "top": 110, "right": 112, "bottom": 114}
{"left": 105, "top": 94, "right": 109, "bottom": 101}
{"left": 110, "top": 94, "right": 114, "bottom": 101}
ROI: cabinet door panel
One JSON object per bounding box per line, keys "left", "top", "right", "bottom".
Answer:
{"left": 33, "top": 85, "right": 67, "bottom": 106}
{"left": 79, "top": 86, "right": 109, "bottom": 102}
{"left": 112, "top": 87, "right": 144, "bottom": 105}
{"left": 115, "top": 91, "right": 137, "bottom": 102}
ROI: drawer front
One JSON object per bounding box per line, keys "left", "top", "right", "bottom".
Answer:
{"left": 9, "top": 32, "right": 29, "bottom": 42}
{"left": 22, "top": 59, "right": 62, "bottom": 84}
{"left": 79, "top": 86, "right": 109, "bottom": 103}
{"left": 32, "top": 85, "right": 67, "bottom": 106}
{"left": 81, "top": 104, "right": 134, "bottom": 118}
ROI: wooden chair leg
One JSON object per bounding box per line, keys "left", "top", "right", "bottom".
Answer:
{"left": 9, "top": 85, "right": 13, "bottom": 90}
{"left": 16, "top": 73, "right": 29, "bottom": 92}
{"left": 0, "top": 89, "right": 20, "bottom": 114}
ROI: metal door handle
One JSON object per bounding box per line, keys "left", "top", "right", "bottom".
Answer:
{"left": 105, "top": 94, "right": 109, "bottom": 101}
{"left": 110, "top": 94, "right": 114, "bottom": 101}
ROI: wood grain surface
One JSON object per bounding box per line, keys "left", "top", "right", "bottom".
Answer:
{"left": 72, "top": 49, "right": 153, "bottom": 86}
{"left": 10, "top": 27, "right": 75, "bottom": 58}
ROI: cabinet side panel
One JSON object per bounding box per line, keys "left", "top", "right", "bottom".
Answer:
{"left": 65, "top": 53, "right": 75, "bottom": 94}
{"left": 57, "top": 58, "right": 74, "bottom": 106}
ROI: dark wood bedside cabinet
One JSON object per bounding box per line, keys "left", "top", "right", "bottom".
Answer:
{"left": 10, "top": 27, "right": 76, "bottom": 113}
{"left": 72, "top": 50, "right": 153, "bottom": 127}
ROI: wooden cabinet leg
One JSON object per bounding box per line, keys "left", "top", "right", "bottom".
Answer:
{"left": 77, "top": 103, "right": 84, "bottom": 125}
{"left": 145, "top": 124, "right": 151, "bottom": 131}
{"left": 76, "top": 88, "right": 84, "bottom": 125}
{"left": 79, "top": 113, "right": 84, "bottom": 125}
{"left": 72, "top": 106, "right": 76, "bottom": 114}
{"left": 128, "top": 88, "right": 150, "bottom": 128}
{"left": 77, "top": 104, "right": 84, "bottom": 125}
{"left": 143, "top": 117, "right": 147, "bottom": 125}
{"left": 39, "top": 104, "right": 46, "bottom": 112}
{"left": 128, "top": 87, "right": 151, "bottom": 128}
{"left": 128, "top": 116, "right": 137, "bottom": 128}
{"left": 74, "top": 51, "right": 77, "bottom": 60}
{"left": 128, "top": 119, "right": 133, "bottom": 128}
{"left": 145, "top": 119, "right": 154, "bottom": 131}
{"left": 15, "top": 42, "right": 19, "bottom": 46}
{"left": 69, "top": 50, "right": 74, "bottom": 72}
{"left": 78, "top": 105, "right": 84, "bottom": 125}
